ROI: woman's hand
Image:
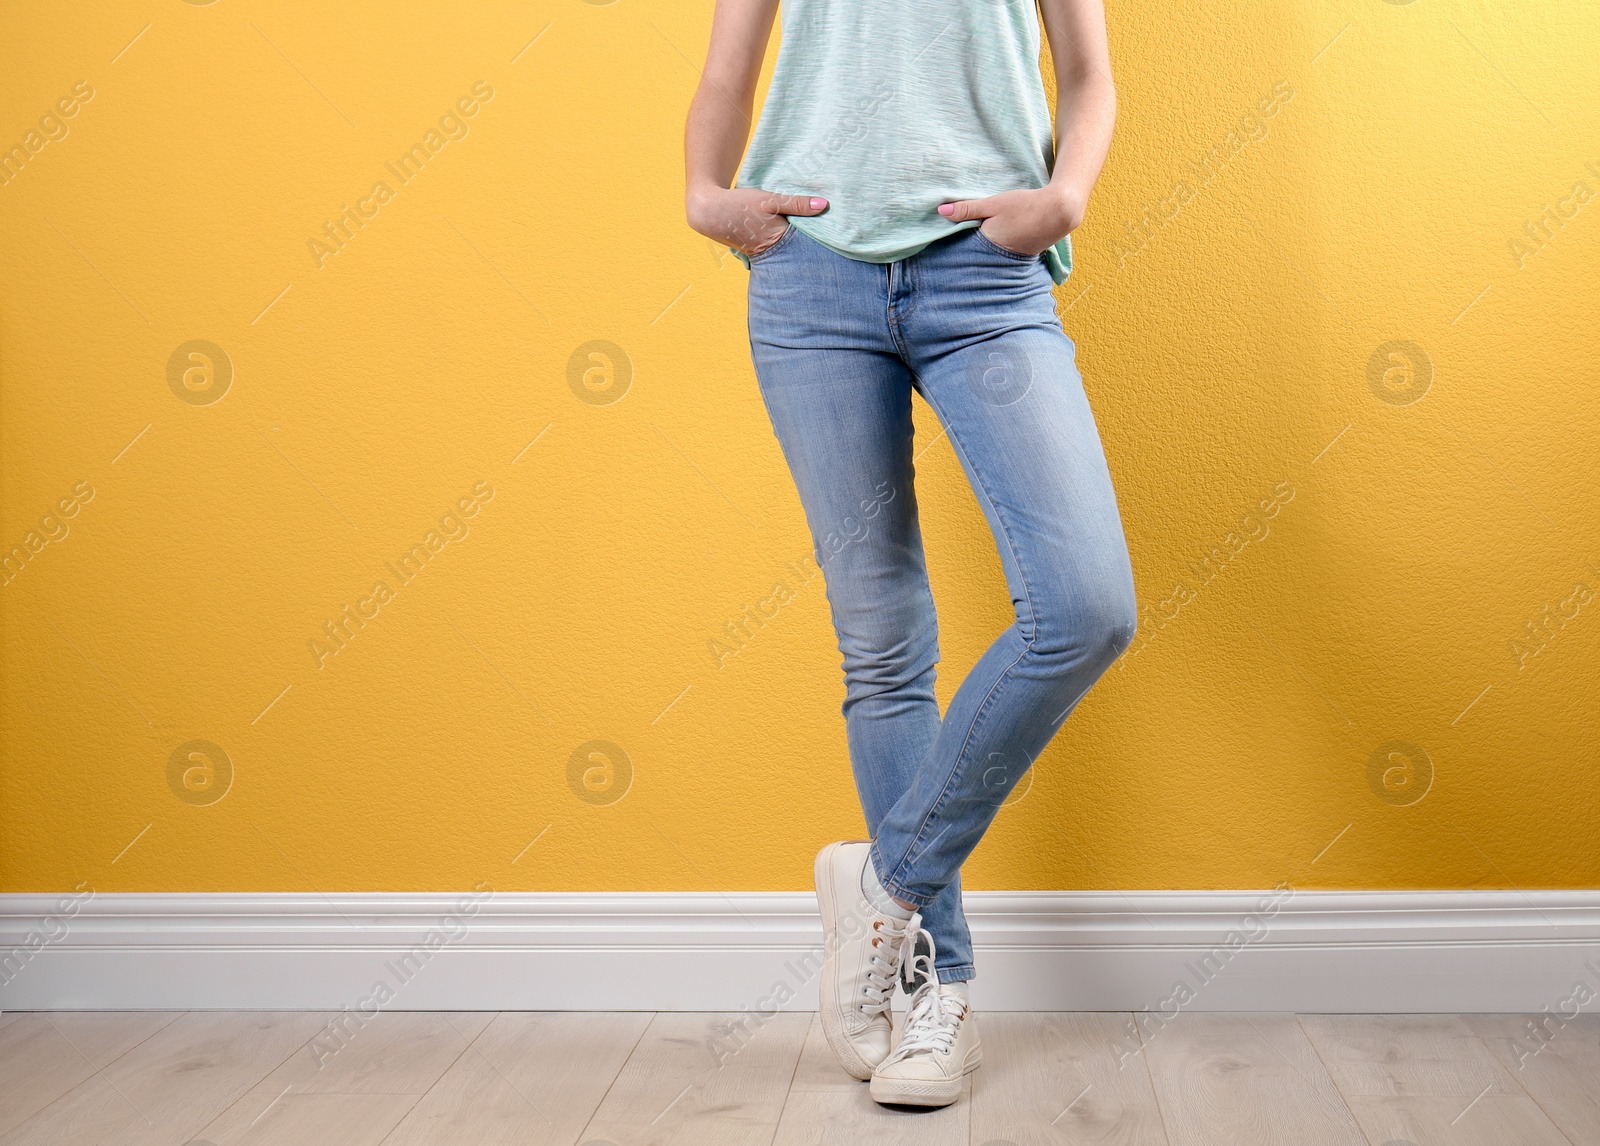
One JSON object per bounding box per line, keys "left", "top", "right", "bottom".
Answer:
{"left": 938, "top": 186, "right": 1087, "bottom": 257}
{"left": 687, "top": 187, "right": 829, "bottom": 257}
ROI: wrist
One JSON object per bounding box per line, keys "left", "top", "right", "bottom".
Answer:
{"left": 685, "top": 182, "right": 728, "bottom": 230}
{"left": 1043, "top": 179, "right": 1085, "bottom": 209}
{"left": 686, "top": 181, "right": 729, "bottom": 208}
{"left": 1043, "top": 180, "right": 1088, "bottom": 231}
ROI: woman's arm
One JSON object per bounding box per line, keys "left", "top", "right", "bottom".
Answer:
{"left": 685, "top": 0, "right": 828, "bottom": 255}
{"left": 938, "top": 0, "right": 1117, "bottom": 257}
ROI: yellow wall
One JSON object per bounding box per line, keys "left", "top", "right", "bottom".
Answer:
{"left": 2, "top": 1, "right": 1596, "bottom": 896}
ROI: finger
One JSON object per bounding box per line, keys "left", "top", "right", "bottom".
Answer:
{"left": 937, "top": 197, "right": 997, "bottom": 223}
{"left": 762, "top": 192, "right": 829, "bottom": 217}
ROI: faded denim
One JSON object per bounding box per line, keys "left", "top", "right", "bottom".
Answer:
{"left": 747, "top": 224, "right": 1137, "bottom": 982}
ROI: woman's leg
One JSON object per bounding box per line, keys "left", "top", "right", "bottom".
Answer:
{"left": 867, "top": 229, "right": 1139, "bottom": 913}
{"left": 746, "top": 229, "right": 974, "bottom": 983}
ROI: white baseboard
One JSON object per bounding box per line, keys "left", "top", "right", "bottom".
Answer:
{"left": 2, "top": 890, "right": 1597, "bottom": 1012}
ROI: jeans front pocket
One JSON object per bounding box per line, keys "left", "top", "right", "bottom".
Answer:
{"left": 747, "top": 222, "right": 798, "bottom": 265}
{"left": 971, "top": 227, "right": 1039, "bottom": 262}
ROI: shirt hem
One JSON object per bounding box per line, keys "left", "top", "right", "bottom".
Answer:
{"left": 729, "top": 219, "right": 1073, "bottom": 284}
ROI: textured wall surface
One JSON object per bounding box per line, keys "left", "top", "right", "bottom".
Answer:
{"left": 1, "top": 1, "right": 1596, "bottom": 896}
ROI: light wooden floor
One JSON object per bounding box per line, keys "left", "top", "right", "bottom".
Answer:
{"left": 0, "top": 1010, "right": 1595, "bottom": 1144}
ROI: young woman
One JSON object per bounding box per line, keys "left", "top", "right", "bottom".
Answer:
{"left": 685, "top": 0, "right": 1134, "bottom": 1108}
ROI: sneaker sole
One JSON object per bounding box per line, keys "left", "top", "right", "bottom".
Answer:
{"left": 869, "top": 1048, "right": 982, "bottom": 1108}
{"left": 815, "top": 841, "right": 880, "bottom": 1081}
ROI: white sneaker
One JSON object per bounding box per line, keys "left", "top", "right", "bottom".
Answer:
{"left": 814, "top": 840, "right": 921, "bottom": 1080}
{"left": 870, "top": 938, "right": 981, "bottom": 1107}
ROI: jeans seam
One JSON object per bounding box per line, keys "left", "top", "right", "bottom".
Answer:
{"left": 870, "top": 842, "right": 933, "bottom": 908}
{"left": 877, "top": 369, "right": 1044, "bottom": 900}
{"left": 889, "top": 639, "right": 1027, "bottom": 895}
{"left": 886, "top": 267, "right": 909, "bottom": 361}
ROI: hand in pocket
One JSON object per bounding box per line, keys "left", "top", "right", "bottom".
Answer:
{"left": 687, "top": 188, "right": 828, "bottom": 256}
{"left": 938, "top": 186, "right": 1084, "bottom": 257}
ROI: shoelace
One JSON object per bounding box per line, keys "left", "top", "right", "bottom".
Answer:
{"left": 859, "top": 910, "right": 921, "bottom": 1020}
{"left": 882, "top": 928, "right": 966, "bottom": 1062}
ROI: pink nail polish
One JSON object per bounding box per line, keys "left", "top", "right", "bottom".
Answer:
{"left": 810, "top": 197, "right": 827, "bottom": 209}
{"left": 937, "top": 204, "right": 954, "bottom": 216}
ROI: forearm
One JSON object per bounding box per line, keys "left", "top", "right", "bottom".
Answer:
{"left": 683, "top": 0, "right": 821, "bottom": 251}
{"left": 1037, "top": 0, "right": 1116, "bottom": 211}
{"left": 685, "top": 82, "right": 754, "bottom": 204}
{"left": 684, "top": 0, "right": 777, "bottom": 210}
{"left": 1047, "top": 70, "right": 1116, "bottom": 204}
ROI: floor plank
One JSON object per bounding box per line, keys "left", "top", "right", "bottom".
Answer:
{"left": 381, "top": 1011, "right": 650, "bottom": 1146}
{"left": 0, "top": 1012, "right": 179, "bottom": 1135}
{"left": 204, "top": 1092, "right": 422, "bottom": 1145}
{"left": 1338, "top": 1094, "right": 1574, "bottom": 1146}
{"left": 1140, "top": 1013, "right": 1366, "bottom": 1145}
{"left": 1466, "top": 1013, "right": 1600, "bottom": 1144}
{"left": 969, "top": 1012, "right": 1169, "bottom": 1145}
{"left": 0, "top": 1011, "right": 326, "bottom": 1146}
{"left": 772, "top": 1013, "right": 969, "bottom": 1146}
{"left": 579, "top": 1011, "right": 811, "bottom": 1146}
{"left": 1299, "top": 1014, "right": 1572, "bottom": 1146}
{"left": 193, "top": 1012, "right": 494, "bottom": 1139}
{"left": 1297, "top": 1014, "right": 1519, "bottom": 1097}
{"left": 227, "top": 1011, "right": 491, "bottom": 1100}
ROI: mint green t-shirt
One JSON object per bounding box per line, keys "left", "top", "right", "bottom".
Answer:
{"left": 733, "top": 0, "right": 1071, "bottom": 283}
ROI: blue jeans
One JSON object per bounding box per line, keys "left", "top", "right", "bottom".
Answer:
{"left": 747, "top": 223, "right": 1137, "bottom": 983}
